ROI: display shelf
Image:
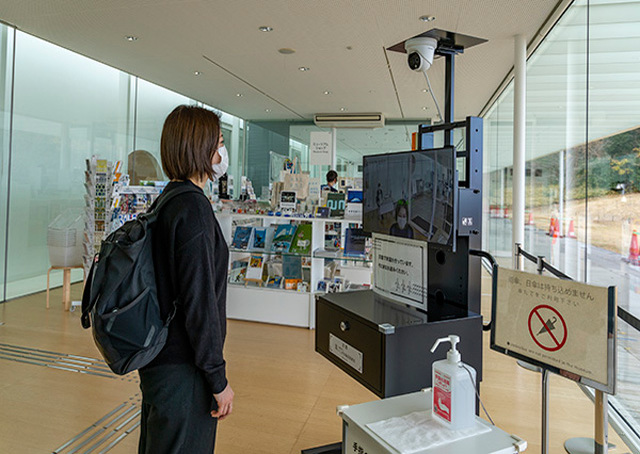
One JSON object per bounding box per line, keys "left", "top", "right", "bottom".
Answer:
{"left": 228, "top": 282, "right": 310, "bottom": 295}
{"left": 216, "top": 211, "right": 361, "bottom": 223}
{"left": 219, "top": 211, "right": 368, "bottom": 328}
{"left": 313, "top": 249, "right": 372, "bottom": 263}
{"left": 228, "top": 248, "right": 311, "bottom": 257}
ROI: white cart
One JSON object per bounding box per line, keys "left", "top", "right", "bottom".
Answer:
{"left": 338, "top": 390, "right": 527, "bottom": 454}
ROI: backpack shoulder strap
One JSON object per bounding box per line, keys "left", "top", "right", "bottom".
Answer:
{"left": 145, "top": 184, "right": 204, "bottom": 223}
{"left": 146, "top": 184, "right": 207, "bottom": 316}
{"left": 80, "top": 257, "right": 97, "bottom": 328}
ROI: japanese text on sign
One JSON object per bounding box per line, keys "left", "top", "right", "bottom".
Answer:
{"left": 493, "top": 267, "right": 614, "bottom": 389}
{"left": 310, "top": 131, "right": 333, "bottom": 165}
{"left": 373, "top": 233, "right": 427, "bottom": 310}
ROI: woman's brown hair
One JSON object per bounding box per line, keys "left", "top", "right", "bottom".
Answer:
{"left": 161, "top": 105, "right": 220, "bottom": 181}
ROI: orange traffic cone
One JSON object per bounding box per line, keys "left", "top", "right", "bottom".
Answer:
{"left": 629, "top": 231, "right": 640, "bottom": 266}
{"left": 547, "top": 217, "right": 556, "bottom": 236}
{"left": 527, "top": 211, "right": 534, "bottom": 225}
{"left": 552, "top": 219, "right": 560, "bottom": 244}
{"left": 567, "top": 220, "right": 577, "bottom": 239}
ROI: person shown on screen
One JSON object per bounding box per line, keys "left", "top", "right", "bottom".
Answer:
{"left": 376, "top": 183, "right": 384, "bottom": 220}
{"left": 389, "top": 200, "right": 414, "bottom": 239}
{"left": 326, "top": 170, "right": 339, "bottom": 192}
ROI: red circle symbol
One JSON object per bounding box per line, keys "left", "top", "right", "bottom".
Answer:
{"left": 528, "top": 305, "right": 567, "bottom": 352}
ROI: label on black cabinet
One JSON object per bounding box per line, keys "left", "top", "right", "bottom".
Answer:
{"left": 329, "top": 333, "right": 363, "bottom": 373}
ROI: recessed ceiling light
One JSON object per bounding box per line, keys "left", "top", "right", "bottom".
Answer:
{"left": 422, "top": 89, "right": 429, "bottom": 93}
{"left": 323, "top": 91, "right": 332, "bottom": 95}
{"left": 422, "top": 107, "right": 429, "bottom": 110}
{"left": 419, "top": 15, "right": 436, "bottom": 22}
{"left": 278, "top": 48, "right": 295, "bottom": 55}
{"left": 125, "top": 35, "right": 138, "bottom": 42}
{"left": 340, "top": 107, "right": 347, "bottom": 112}
{"left": 194, "top": 71, "right": 202, "bottom": 76}
{"left": 265, "top": 108, "right": 272, "bottom": 112}
{"left": 259, "top": 26, "right": 273, "bottom": 32}
{"left": 236, "top": 93, "right": 243, "bottom": 97}
{"left": 299, "top": 66, "right": 310, "bottom": 72}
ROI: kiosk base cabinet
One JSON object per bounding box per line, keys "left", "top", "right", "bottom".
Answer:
{"left": 315, "top": 290, "right": 483, "bottom": 398}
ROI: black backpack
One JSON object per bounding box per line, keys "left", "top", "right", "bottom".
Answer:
{"left": 81, "top": 185, "right": 200, "bottom": 375}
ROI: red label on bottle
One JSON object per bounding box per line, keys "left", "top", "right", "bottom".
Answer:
{"left": 433, "top": 370, "right": 452, "bottom": 422}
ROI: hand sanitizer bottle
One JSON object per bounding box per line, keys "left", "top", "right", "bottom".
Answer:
{"left": 430, "top": 334, "right": 477, "bottom": 430}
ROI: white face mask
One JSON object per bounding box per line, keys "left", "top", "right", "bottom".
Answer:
{"left": 212, "top": 145, "right": 229, "bottom": 179}
{"left": 397, "top": 214, "right": 407, "bottom": 230}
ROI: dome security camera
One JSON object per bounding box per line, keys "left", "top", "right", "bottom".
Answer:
{"left": 404, "top": 37, "right": 438, "bottom": 72}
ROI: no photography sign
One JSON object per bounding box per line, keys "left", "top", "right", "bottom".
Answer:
{"left": 492, "top": 267, "right": 615, "bottom": 390}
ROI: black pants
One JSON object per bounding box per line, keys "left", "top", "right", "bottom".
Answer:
{"left": 138, "top": 363, "right": 217, "bottom": 454}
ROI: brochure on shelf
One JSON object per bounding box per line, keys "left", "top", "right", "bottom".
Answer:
{"left": 284, "top": 279, "right": 302, "bottom": 290}
{"left": 251, "top": 227, "right": 268, "bottom": 250}
{"left": 315, "top": 206, "right": 330, "bottom": 218}
{"left": 347, "top": 189, "right": 363, "bottom": 203}
{"left": 229, "top": 261, "right": 248, "bottom": 284}
{"left": 271, "top": 224, "right": 297, "bottom": 252}
{"left": 324, "top": 232, "right": 340, "bottom": 250}
{"left": 289, "top": 224, "right": 312, "bottom": 255}
{"left": 317, "top": 279, "right": 328, "bottom": 292}
{"left": 266, "top": 276, "right": 283, "bottom": 288}
{"left": 231, "top": 226, "right": 254, "bottom": 249}
{"left": 344, "top": 228, "right": 368, "bottom": 257}
{"left": 245, "top": 254, "right": 265, "bottom": 281}
{"left": 264, "top": 226, "right": 276, "bottom": 252}
{"left": 282, "top": 255, "right": 303, "bottom": 280}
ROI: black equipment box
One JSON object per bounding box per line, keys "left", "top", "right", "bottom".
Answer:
{"left": 315, "top": 290, "right": 482, "bottom": 398}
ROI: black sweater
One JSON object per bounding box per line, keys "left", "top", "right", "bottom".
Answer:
{"left": 142, "top": 180, "right": 229, "bottom": 394}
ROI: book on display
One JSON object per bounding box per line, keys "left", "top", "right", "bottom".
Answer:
{"left": 231, "top": 226, "right": 253, "bottom": 250}
{"left": 271, "top": 224, "right": 297, "bottom": 252}
{"left": 289, "top": 224, "right": 312, "bottom": 255}
{"left": 251, "top": 227, "right": 268, "bottom": 250}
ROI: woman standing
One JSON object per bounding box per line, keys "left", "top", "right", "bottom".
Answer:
{"left": 138, "top": 105, "right": 234, "bottom": 454}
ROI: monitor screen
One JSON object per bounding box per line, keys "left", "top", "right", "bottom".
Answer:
{"left": 363, "top": 147, "right": 456, "bottom": 246}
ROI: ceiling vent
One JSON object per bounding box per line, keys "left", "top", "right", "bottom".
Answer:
{"left": 314, "top": 113, "right": 385, "bottom": 129}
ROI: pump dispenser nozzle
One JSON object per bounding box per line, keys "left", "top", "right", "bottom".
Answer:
{"left": 430, "top": 334, "right": 461, "bottom": 364}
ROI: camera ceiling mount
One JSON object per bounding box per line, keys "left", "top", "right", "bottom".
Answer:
{"left": 387, "top": 29, "right": 487, "bottom": 57}
{"left": 387, "top": 29, "right": 487, "bottom": 145}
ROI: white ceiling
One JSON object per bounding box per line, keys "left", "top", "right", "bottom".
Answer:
{"left": 0, "top": 0, "right": 563, "bottom": 123}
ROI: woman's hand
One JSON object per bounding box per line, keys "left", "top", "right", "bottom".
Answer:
{"left": 211, "top": 384, "right": 234, "bottom": 421}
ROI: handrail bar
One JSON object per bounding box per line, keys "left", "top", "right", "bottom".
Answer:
{"left": 516, "top": 244, "right": 640, "bottom": 333}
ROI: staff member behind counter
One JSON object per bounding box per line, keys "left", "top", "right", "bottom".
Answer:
{"left": 325, "top": 170, "right": 339, "bottom": 192}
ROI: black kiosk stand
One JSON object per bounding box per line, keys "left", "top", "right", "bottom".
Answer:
{"left": 309, "top": 30, "right": 487, "bottom": 454}
{"left": 315, "top": 115, "right": 484, "bottom": 398}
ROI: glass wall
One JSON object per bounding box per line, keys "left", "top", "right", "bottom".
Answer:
{"left": 0, "top": 28, "right": 245, "bottom": 301}
{"left": 0, "top": 25, "right": 13, "bottom": 300}
{"left": 483, "top": 0, "right": 640, "bottom": 443}
{"left": 131, "top": 79, "right": 194, "bottom": 184}
{"left": 6, "top": 31, "right": 134, "bottom": 298}
{"left": 483, "top": 0, "right": 640, "bottom": 309}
